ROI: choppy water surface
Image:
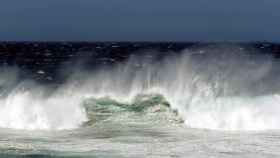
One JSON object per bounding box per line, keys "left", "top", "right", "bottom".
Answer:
{"left": 1, "top": 122, "right": 280, "bottom": 158}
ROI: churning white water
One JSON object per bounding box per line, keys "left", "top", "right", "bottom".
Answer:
{"left": 0, "top": 82, "right": 87, "bottom": 130}
{"left": 0, "top": 46, "right": 279, "bottom": 131}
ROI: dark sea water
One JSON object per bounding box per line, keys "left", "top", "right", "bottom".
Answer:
{"left": 1, "top": 42, "right": 280, "bottom": 157}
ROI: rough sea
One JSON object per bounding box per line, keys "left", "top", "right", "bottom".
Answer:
{"left": 1, "top": 42, "right": 280, "bottom": 157}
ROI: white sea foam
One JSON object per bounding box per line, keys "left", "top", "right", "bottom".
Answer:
{"left": 0, "top": 83, "right": 87, "bottom": 130}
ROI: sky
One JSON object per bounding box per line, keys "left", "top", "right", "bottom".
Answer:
{"left": 0, "top": 0, "right": 279, "bottom": 41}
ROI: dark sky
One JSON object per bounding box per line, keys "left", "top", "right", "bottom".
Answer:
{"left": 0, "top": 0, "right": 279, "bottom": 41}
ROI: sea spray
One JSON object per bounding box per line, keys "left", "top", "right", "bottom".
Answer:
{"left": 0, "top": 81, "right": 87, "bottom": 130}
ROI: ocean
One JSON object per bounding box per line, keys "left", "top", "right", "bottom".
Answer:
{"left": 0, "top": 42, "right": 280, "bottom": 157}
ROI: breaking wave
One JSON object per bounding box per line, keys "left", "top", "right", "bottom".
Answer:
{"left": 0, "top": 82, "right": 87, "bottom": 130}
{"left": 1, "top": 45, "right": 280, "bottom": 131}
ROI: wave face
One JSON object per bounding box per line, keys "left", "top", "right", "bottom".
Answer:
{"left": 82, "top": 94, "right": 180, "bottom": 126}
{"left": 1, "top": 45, "right": 280, "bottom": 131}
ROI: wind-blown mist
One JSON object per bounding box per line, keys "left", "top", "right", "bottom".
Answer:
{"left": 0, "top": 46, "right": 279, "bottom": 131}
